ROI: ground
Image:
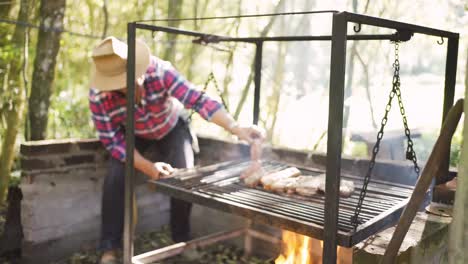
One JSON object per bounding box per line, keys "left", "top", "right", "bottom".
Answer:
{"left": 60, "top": 226, "right": 272, "bottom": 264}
{"left": 0, "top": 204, "right": 271, "bottom": 264}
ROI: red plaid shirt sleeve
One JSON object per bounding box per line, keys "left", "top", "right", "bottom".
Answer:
{"left": 148, "top": 58, "right": 223, "bottom": 120}
{"left": 89, "top": 90, "right": 126, "bottom": 162}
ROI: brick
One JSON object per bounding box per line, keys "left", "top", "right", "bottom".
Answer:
{"left": 64, "top": 154, "right": 95, "bottom": 166}
{"left": 20, "top": 139, "right": 101, "bottom": 157}
{"left": 21, "top": 141, "right": 72, "bottom": 156}
{"left": 21, "top": 158, "right": 58, "bottom": 170}
{"left": 76, "top": 140, "right": 103, "bottom": 151}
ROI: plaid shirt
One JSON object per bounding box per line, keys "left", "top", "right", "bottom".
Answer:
{"left": 89, "top": 56, "right": 222, "bottom": 161}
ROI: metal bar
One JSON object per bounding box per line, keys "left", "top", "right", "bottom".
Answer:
{"left": 132, "top": 228, "right": 246, "bottom": 263}
{"left": 324, "top": 13, "right": 347, "bottom": 263}
{"left": 135, "top": 23, "right": 225, "bottom": 39}
{"left": 244, "top": 221, "right": 253, "bottom": 257}
{"left": 137, "top": 24, "right": 412, "bottom": 43}
{"left": 219, "top": 34, "right": 400, "bottom": 42}
{"left": 435, "top": 36, "right": 459, "bottom": 186}
{"left": 253, "top": 41, "right": 263, "bottom": 125}
{"left": 344, "top": 12, "right": 458, "bottom": 38}
{"left": 246, "top": 229, "right": 282, "bottom": 245}
{"left": 152, "top": 163, "right": 414, "bottom": 248}
{"left": 153, "top": 180, "right": 353, "bottom": 246}
{"left": 350, "top": 198, "right": 409, "bottom": 246}
{"left": 124, "top": 22, "right": 137, "bottom": 264}
{"left": 135, "top": 10, "right": 339, "bottom": 23}
{"left": 204, "top": 188, "right": 356, "bottom": 230}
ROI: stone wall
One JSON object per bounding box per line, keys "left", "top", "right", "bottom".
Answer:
{"left": 20, "top": 139, "right": 170, "bottom": 263}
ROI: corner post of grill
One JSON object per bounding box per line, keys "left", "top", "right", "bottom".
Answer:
{"left": 124, "top": 22, "right": 137, "bottom": 264}
{"left": 323, "top": 12, "right": 348, "bottom": 264}
{"left": 253, "top": 40, "right": 263, "bottom": 125}
{"left": 436, "top": 35, "right": 459, "bottom": 187}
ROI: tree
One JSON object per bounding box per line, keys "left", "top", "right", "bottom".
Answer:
{"left": 0, "top": 0, "right": 29, "bottom": 203}
{"left": 163, "top": 0, "right": 184, "bottom": 62}
{"left": 28, "top": 0, "right": 66, "bottom": 140}
{"left": 0, "top": 1, "right": 14, "bottom": 95}
{"left": 233, "top": 0, "right": 285, "bottom": 120}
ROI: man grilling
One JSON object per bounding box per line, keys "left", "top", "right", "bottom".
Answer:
{"left": 89, "top": 36, "right": 264, "bottom": 264}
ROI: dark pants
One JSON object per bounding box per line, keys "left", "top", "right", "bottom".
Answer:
{"left": 100, "top": 119, "right": 194, "bottom": 251}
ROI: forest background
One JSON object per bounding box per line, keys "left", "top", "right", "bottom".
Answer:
{"left": 0, "top": 0, "right": 467, "bottom": 203}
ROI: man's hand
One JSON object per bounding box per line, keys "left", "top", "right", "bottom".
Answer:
{"left": 149, "top": 162, "right": 175, "bottom": 180}
{"left": 155, "top": 162, "right": 175, "bottom": 178}
{"left": 231, "top": 125, "right": 265, "bottom": 144}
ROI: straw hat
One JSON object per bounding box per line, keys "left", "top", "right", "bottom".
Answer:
{"left": 91, "top": 36, "right": 150, "bottom": 91}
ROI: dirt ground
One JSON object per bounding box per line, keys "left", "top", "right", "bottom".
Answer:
{"left": 0, "top": 205, "right": 272, "bottom": 264}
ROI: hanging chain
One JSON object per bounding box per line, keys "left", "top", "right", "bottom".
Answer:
{"left": 188, "top": 72, "right": 229, "bottom": 121}
{"left": 351, "top": 42, "right": 420, "bottom": 229}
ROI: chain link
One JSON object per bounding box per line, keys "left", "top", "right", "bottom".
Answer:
{"left": 351, "top": 42, "right": 420, "bottom": 229}
{"left": 188, "top": 72, "right": 229, "bottom": 121}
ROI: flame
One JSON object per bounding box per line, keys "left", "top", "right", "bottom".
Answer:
{"left": 275, "top": 230, "right": 312, "bottom": 264}
{"left": 275, "top": 230, "right": 353, "bottom": 264}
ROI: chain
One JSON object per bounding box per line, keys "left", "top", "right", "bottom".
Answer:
{"left": 188, "top": 72, "right": 229, "bottom": 121}
{"left": 351, "top": 42, "right": 420, "bottom": 229}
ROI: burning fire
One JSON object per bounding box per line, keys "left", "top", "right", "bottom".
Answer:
{"left": 275, "top": 230, "right": 352, "bottom": 264}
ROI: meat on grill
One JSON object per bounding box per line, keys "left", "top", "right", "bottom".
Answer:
{"left": 270, "top": 177, "right": 298, "bottom": 194}
{"left": 240, "top": 138, "right": 264, "bottom": 187}
{"left": 293, "top": 176, "right": 322, "bottom": 196}
{"left": 260, "top": 167, "right": 301, "bottom": 190}
{"left": 250, "top": 138, "right": 263, "bottom": 161}
{"left": 241, "top": 161, "right": 264, "bottom": 187}
{"left": 289, "top": 174, "right": 355, "bottom": 197}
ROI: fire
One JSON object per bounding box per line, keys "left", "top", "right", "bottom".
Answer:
{"left": 275, "top": 230, "right": 313, "bottom": 264}
{"left": 275, "top": 230, "right": 352, "bottom": 264}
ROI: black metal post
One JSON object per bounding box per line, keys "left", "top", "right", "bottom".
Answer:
{"left": 253, "top": 41, "right": 263, "bottom": 125}
{"left": 435, "top": 36, "right": 459, "bottom": 186}
{"left": 124, "top": 22, "right": 136, "bottom": 264}
{"left": 323, "top": 12, "right": 347, "bottom": 264}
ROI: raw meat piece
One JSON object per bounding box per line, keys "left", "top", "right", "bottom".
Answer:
{"left": 260, "top": 167, "right": 301, "bottom": 190}
{"left": 315, "top": 174, "right": 355, "bottom": 198}
{"left": 288, "top": 174, "right": 355, "bottom": 197}
{"left": 294, "top": 176, "right": 322, "bottom": 196}
{"left": 250, "top": 138, "right": 263, "bottom": 161}
{"left": 338, "top": 180, "right": 355, "bottom": 197}
{"left": 270, "top": 177, "right": 298, "bottom": 193}
{"left": 241, "top": 161, "right": 264, "bottom": 187}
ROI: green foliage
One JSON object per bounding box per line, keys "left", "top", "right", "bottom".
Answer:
{"left": 47, "top": 90, "right": 95, "bottom": 139}
{"left": 411, "top": 127, "right": 463, "bottom": 168}
{"left": 346, "top": 141, "right": 369, "bottom": 158}
{"left": 450, "top": 127, "right": 463, "bottom": 167}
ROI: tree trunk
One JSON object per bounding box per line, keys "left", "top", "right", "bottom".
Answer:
{"left": 266, "top": 42, "right": 286, "bottom": 141}
{"left": 0, "top": 1, "right": 13, "bottom": 18}
{"left": 102, "top": 0, "right": 108, "bottom": 39}
{"left": 448, "top": 46, "right": 468, "bottom": 264}
{"left": 28, "top": 0, "right": 66, "bottom": 140}
{"left": 163, "top": 0, "right": 183, "bottom": 62}
{"left": 233, "top": 0, "right": 285, "bottom": 120}
{"left": 356, "top": 50, "right": 377, "bottom": 129}
{"left": 183, "top": 0, "right": 205, "bottom": 81}
{"left": 220, "top": 0, "right": 242, "bottom": 111}
{"left": 0, "top": 1, "right": 15, "bottom": 95}
{"left": 0, "top": 0, "right": 29, "bottom": 204}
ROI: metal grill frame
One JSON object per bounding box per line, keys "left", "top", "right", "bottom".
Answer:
{"left": 124, "top": 11, "right": 459, "bottom": 264}
{"left": 151, "top": 160, "right": 414, "bottom": 247}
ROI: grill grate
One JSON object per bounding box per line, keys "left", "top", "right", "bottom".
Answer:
{"left": 151, "top": 159, "right": 414, "bottom": 247}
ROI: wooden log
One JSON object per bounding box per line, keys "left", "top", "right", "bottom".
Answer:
{"left": 382, "top": 99, "right": 464, "bottom": 264}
